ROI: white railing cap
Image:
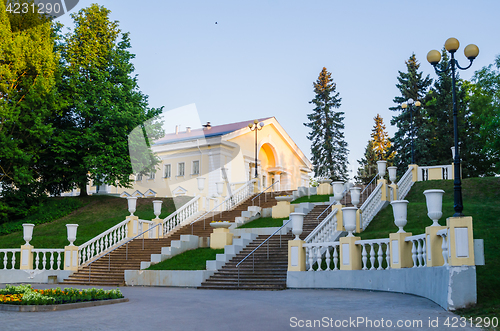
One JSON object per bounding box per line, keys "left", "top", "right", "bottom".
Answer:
{"left": 355, "top": 238, "right": 390, "bottom": 245}
{"left": 304, "top": 208, "right": 338, "bottom": 243}
{"left": 79, "top": 218, "right": 129, "bottom": 249}
{"left": 405, "top": 233, "right": 426, "bottom": 241}
{"left": 303, "top": 241, "right": 340, "bottom": 248}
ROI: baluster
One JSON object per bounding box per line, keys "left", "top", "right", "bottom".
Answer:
{"left": 49, "top": 251, "right": 54, "bottom": 270}
{"left": 316, "top": 246, "right": 322, "bottom": 271}
{"left": 385, "top": 242, "right": 390, "bottom": 270}
{"left": 417, "top": 239, "right": 423, "bottom": 267}
{"left": 11, "top": 251, "right": 16, "bottom": 269}
{"left": 441, "top": 235, "right": 448, "bottom": 266}
{"left": 3, "top": 252, "right": 7, "bottom": 270}
{"left": 369, "top": 243, "right": 376, "bottom": 270}
{"left": 324, "top": 246, "right": 331, "bottom": 271}
{"left": 57, "top": 252, "right": 62, "bottom": 270}
{"left": 377, "top": 244, "right": 383, "bottom": 270}
{"left": 41, "top": 251, "right": 47, "bottom": 270}
{"left": 307, "top": 247, "right": 314, "bottom": 271}
{"left": 90, "top": 243, "right": 95, "bottom": 260}
{"left": 421, "top": 238, "right": 426, "bottom": 267}
{"left": 333, "top": 245, "right": 339, "bottom": 270}
{"left": 411, "top": 240, "right": 417, "bottom": 267}
{"left": 34, "top": 251, "right": 40, "bottom": 270}
{"left": 361, "top": 244, "right": 368, "bottom": 270}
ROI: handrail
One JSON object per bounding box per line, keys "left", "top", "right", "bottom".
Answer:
{"left": 316, "top": 201, "right": 335, "bottom": 223}
{"left": 305, "top": 208, "right": 339, "bottom": 243}
{"left": 164, "top": 195, "right": 200, "bottom": 227}
{"left": 359, "top": 182, "right": 383, "bottom": 211}
{"left": 251, "top": 180, "right": 280, "bottom": 206}
{"left": 189, "top": 179, "right": 255, "bottom": 232}
{"left": 236, "top": 218, "right": 292, "bottom": 286}
{"left": 87, "top": 217, "right": 164, "bottom": 280}
{"left": 361, "top": 174, "right": 379, "bottom": 196}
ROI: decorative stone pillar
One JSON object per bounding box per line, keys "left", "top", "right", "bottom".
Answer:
{"left": 317, "top": 179, "right": 332, "bottom": 195}
{"left": 210, "top": 223, "right": 233, "bottom": 249}
{"left": 409, "top": 164, "right": 419, "bottom": 182}
{"left": 389, "top": 200, "right": 412, "bottom": 268}
{"left": 64, "top": 224, "right": 79, "bottom": 271}
{"left": 288, "top": 240, "right": 306, "bottom": 271}
{"left": 272, "top": 195, "right": 294, "bottom": 218}
{"left": 20, "top": 224, "right": 34, "bottom": 270}
{"left": 447, "top": 216, "right": 475, "bottom": 266}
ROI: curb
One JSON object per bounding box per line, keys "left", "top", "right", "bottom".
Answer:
{"left": 0, "top": 298, "right": 129, "bottom": 312}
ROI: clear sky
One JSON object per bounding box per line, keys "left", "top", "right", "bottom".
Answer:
{"left": 56, "top": 0, "right": 500, "bottom": 179}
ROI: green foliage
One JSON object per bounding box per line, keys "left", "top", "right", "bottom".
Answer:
{"left": 389, "top": 54, "right": 432, "bottom": 176}
{"left": 0, "top": 284, "right": 123, "bottom": 305}
{"left": 146, "top": 248, "right": 224, "bottom": 270}
{"left": 0, "top": 197, "right": 85, "bottom": 236}
{"left": 237, "top": 216, "right": 288, "bottom": 228}
{"left": 291, "top": 195, "right": 332, "bottom": 204}
{"left": 305, "top": 67, "right": 349, "bottom": 181}
{"left": 360, "top": 177, "right": 500, "bottom": 318}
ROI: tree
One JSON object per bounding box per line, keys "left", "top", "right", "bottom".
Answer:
{"left": 371, "top": 114, "right": 393, "bottom": 161}
{"left": 50, "top": 4, "right": 162, "bottom": 196}
{"left": 0, "top": 1, "right": 59, "bottom": 220}
{"left": 465, "top": 55, "right": 500, "bottom": 173}
{"left": 304, "top": 67, "right": 348, "bottom": 181}
{"left": 389, "top": 54, "right": 432, "bottom": 176}
{"left": 355, "top": 140, "right": 377, "bottom": 185}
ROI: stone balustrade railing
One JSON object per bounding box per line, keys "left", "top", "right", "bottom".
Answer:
{"left": 359, "top": 182, "right": 384, "bottom": 229}
{"left": 32, "top": 249, "right": 65, "bottom": 271}
{"left": 304, "top": 208, "right": 339, "bottom": 244}
{"left": 355, "top": 238, "right": 391, "bottom": 270}
{"left": 163, "top": 195, "right": 201, "bottom": 234}
{"left": 78, "top": 219, "right": 129, "bottom": 266}
{"left": 0, "top": 249, "right": 20, "bottom": 269}
{"left": 437, "top": 228, "right": 449, "bottom": 266}
{"left": 223, "top": 179, "right": 255, "bottom": 211}
{"left": 405, "top": 234, "right": 427, "bottom": 267}
{"left": 397, "top": 166, "right": 414, "bottom": 200}
{"left": 303, "top": 242, "right": 340, "bottom": 271}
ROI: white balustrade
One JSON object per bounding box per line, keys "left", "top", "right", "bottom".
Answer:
{"left": 405, "top": 234, "right": 427, "bottom": 267}
{"left": 304, "top": 209, "right": 340, "bottom": 245}
{"left": 163, "top": 195, "right": 201, "bottom": 234}
{"left": 359, "top": 182, "right": 385, "bottom": 229}
{"left": 437, "top": 229, "right": 449, "bottom": 266}
{"left": 304, "top": 242, "right": 340, "bottom": 271}
{"left": 0, "top": 249, "right": 20, "bottom": 269}
{"left": 224, "top": 179, "right": 255, "bottom": 211}
{"left": 355, "top": 239, "right": 391, "bottom": 270}
{"left": 397, "top": 166, "right": 415, "bottom": 200}
{"left": 32, "top": 249, "right": 64, "bottom": 270}
{"left": 79, "top": 219, "right": 129, "bottom": 265}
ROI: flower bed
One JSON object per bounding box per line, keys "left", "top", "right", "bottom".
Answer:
{"left": 0, "top": 284, "right": 123, "bottom": 305}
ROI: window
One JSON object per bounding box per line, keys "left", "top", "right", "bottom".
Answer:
{"left": 136, "top": 173, "right": 143, "bottom": 181}
{"left": 164, "top": 164, "right": 171, "bottom": 178}
{"left": 178, "top": 162, "right": 185, "bottom": 176}
{"left": 192, "top": 160, "right": 200, "bottom": 175}
{"left": 149, "top": 170, "right": 155, "bottom": 180}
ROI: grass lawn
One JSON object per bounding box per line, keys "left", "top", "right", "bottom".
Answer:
{"left": 292, "top": 194, "right": 332, "bottom": 204}
{"left": 0, "top": 195, "right": 178, "bottom": 249}
{"left": 237, "top": 217, "right": 288, "bottom": 228}
{"left": 146, "top": 248, "right": 224, "bottom": 270}
{"left": 360, "top": 177, "right": 500, "bottom": 319}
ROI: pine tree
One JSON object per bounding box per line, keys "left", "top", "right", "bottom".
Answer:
{"left": 355, "top": 140, "right": 377, "bottom": 185}
{"left": 389, "top": 54, "right": 432, "bottom": 176}
{"left": 305, "top": 67, "right": 349, "bottom": 181}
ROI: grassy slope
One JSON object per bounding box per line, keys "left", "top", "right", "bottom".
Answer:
{"left": 360, "top": 177, "right": 500, "bottom": 318}
{"left": 0, "top": 196, "right": 178, "bottom": 249}
{"left": 146, "top": 248, "right": 224, "bottom": 270}
{"left": 237, "top": 217, "right": 288, "bottom": 228}
{"left": 292, "top": 194, "right": 332, "bottom": 204}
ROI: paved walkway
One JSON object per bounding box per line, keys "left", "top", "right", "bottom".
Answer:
{"left": 0, "top": 285, "right": 478, "bottom": 330}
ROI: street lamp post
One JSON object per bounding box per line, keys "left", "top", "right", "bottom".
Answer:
{"left": 427, "top": 38, "right": 479, "bottom": 217}
{"left": 248, "top": 119, "right": 265, "bottom": 178}
{"left": 401, "top": 99, "right": 421, "bottom": 165}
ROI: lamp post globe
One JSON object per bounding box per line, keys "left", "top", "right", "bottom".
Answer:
{"left": 427, "top": 38, "right": 479, "bottom": 216}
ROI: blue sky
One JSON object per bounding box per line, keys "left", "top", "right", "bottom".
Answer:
{"left": 57, "top": 0, "right": 500, "bottom": 179}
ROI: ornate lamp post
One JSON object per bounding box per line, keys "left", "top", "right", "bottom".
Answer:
{"left": 248, "top": 119, "right": 265, "bottom": 178}
{"left": 401, "top": 99, "right": 421, "bottom": 164}
{"left": 427, "top": 38, "right": 479, "bottom": 216}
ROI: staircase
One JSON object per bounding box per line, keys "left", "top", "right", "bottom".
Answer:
{"left": 198, "top": 204, "right": 331, "bottom": 290}
{"left": 61, "top": 192, "right": 285, "bottom": 286}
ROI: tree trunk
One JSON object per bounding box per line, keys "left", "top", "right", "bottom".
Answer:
{"left": 79, "top": 180, "right": 88, "bottom": 197}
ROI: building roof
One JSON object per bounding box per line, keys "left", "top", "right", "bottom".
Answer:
{"left": 153, "top": 117, "right": 273, "bottom": 145}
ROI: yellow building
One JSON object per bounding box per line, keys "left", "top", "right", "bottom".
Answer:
{"left": 111, "top": 117, "right": 311, "bottom": 198}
